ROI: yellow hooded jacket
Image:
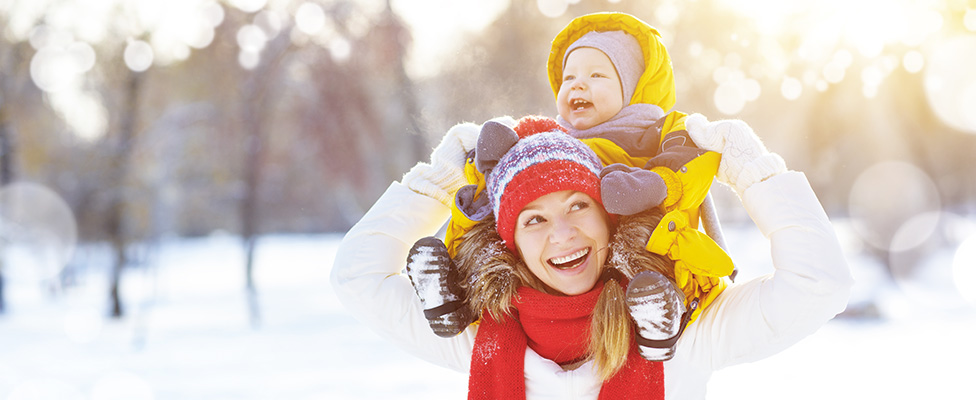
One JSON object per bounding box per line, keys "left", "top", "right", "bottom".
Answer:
{"left": 547, "top": 12, "right": 732, "bottom": 323}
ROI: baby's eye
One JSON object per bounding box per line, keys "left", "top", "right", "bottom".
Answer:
{"left": 563, "top": 74, "right": 575, "bottom": 82}
{"left": 591, "top": 72, "right": 607, "bottom": 78}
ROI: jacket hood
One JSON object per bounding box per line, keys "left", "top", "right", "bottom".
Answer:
{"left": 548, "top": 12, "right": 676, "bottom": 112}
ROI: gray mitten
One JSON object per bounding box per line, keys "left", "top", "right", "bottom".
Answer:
{"left": 475, "top": 120, "right": 520, "bottom": 174}
{"left": 600, "top": 163, "right": 668, "bottom": 215}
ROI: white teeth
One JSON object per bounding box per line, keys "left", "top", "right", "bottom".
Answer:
{"left": 571, "top": 99, "right": 589, "bottom": 111}
{"left": 550, "top": 248, "right": 589, "bottom": 265}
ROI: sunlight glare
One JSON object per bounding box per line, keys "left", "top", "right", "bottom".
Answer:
{"left": 67, "top": 41, "right": 96, "bottom": 72}
{"left": 902, "top": 50, "right": 924, "bottom": 73}
{"left": 713, "top": 0, "right": 793, "bottom": 34}
{"left": 901, "top": 8, "right": 943, "bottom": 47}
{"left": 30, "top": 45, "right": 83, "bottom": 93}
{"left": 329, "top": 37, "right": 352, "bottom": 63}
{"left": 861, "top": 65, "right": 882, "bottom": 87}
{"left": 537, "top": 0, "right": 569, "bottom": 18}
{"left": 655, "top": 2, "right": 681, "bottom": 27}
{"left": 28, "top": 24, "right": 71, "bottom": 50}
{"left": 889, "top": 211, "right": 941, "bottom": 253}
{"left": 861, "top": 65, "right": 884, "bottom": 98}
{"left": 295, "top": 2, "right": 326, "bottom": 35}
{"left": 50, "top": 90, "right": 108, "bottom": 141}
{"left": 923, "top": 35, "right": 976, "bottom": 135}
{"left": 256, "top": 9, "right": 284, "bottom": 37}
{"left": 390, "top": 0, "right": 510, "bottom": 79}
{"left": 889, "top": 239, "right": 963, "bottom": 311}
{"left": 841, "top": 0, "right": 907, "bottom": 57}
{"left": 124, "top": 39, "right": 154, "bottom": 72}
{"left": 7, "top": 379, "right": 84, "bottom": 400}
{"left": 203, "top": 1, "right": 226, "bottom": 27}
{"left": 236, "top": 24, "right": 267, "bottom": 53}
{"left": 966, "top": 9, "right": 976, "bottom": 32}
{"left": 822, "top": 61, "right": 845, "bottom": 84}
{"left": 63, "top": 307, "right": 103, "bottom": 344}
{"left": 91, "top": 371, "right": 154, "bottom": 400}
{"left": 229, "top": 0, "right": 267, "bottom": 13}
{"left": 0, "top": 182, "right": 78, "bottom": 284}
{"left": 848, "top": 161, "right": 941, "bottom": 251}
{"left": 239, "top": 49, "right": 260, "bottom": 70}
{"left": 780, "top": 76, "right": 802, "bottom": 100}
{"left": 953, "top": 235, "right": 976, "bottom": 308}
{"left": 714, "top": 82, "right": 746, "bottom": 115}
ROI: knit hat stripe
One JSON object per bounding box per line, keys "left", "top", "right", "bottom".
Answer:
{"left": 494, "top": 161, "right": 602, "bottom": 250}
{"left": 488, "top": 132, "right": 602, "bottom": 213}
{"left": 484, "top": 129, "right": 606, "bottom": 251}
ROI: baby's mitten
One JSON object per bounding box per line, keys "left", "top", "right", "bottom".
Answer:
{"left": 600, "top": 163, "right": 668, "bottom": 215}
{"left": 475, "top": 120, "right": 520, "bottom": 174}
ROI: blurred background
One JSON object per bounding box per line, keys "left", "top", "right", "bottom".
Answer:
{"left": 1, "top": 0, "right": 975, "bottom": 399}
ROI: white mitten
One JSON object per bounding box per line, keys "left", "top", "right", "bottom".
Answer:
{"left": 401, "top": 120, "right": 492, "bottom": 207}
{"left": 685, "top": 114, "right": 787, "bottom": 197}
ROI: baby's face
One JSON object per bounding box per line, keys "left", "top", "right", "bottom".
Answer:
{"left": 557, "top": 47, "right": 625, "bottom": 130}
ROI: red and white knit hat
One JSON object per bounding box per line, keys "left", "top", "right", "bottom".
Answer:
{"left": 484, "top": 117, "right": 605, "bottom": 251}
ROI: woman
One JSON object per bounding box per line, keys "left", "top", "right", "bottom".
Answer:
{"left": 330, "top": 115, "right": 853, "bottom": 399}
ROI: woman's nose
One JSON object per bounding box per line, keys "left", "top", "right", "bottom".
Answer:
{"left": 548, "top": 217, "right": 578, "bottom": 244}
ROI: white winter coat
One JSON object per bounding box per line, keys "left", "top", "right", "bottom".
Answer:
{"left": 331, "top": 165, "right": 853, "bottom": 399}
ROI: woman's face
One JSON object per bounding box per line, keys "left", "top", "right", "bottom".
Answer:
{"left": 513, "top": 190, "right": 610, "bottom": 296}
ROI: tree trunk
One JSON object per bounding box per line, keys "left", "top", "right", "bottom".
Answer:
{"left": 0, "top": 117, "right": 10, "bottom": 314}
{"left": 241, "top": 128, "right": 262, "bottom": 327}
{"left": 107, "top": 69, "right": 143, "bottom": 318}
{"left": 238, "top": 27, "right": 292, "bottom": 328}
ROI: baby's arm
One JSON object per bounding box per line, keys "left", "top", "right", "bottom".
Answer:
{"left": 599, "top": 115, "right": 719, "bottom": 215}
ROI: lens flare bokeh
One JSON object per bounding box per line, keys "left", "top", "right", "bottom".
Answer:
{"left": 953, "top": 235, "right": 976, "bottom": 309}
{"left": 848, "top": 161, "right": 941, "bottom": 252}
{"left": 924, "top": 35, "right": 976, "bottom": 135}
{"left": 0, "top": 182, "right": 78, "bottom": 284}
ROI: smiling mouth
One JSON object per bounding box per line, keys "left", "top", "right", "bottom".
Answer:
{"left": 548, "top": 248, "right": 590, "bottom": 270}
{"left": 570, "top": 98, "right": 592, "bottom": 111}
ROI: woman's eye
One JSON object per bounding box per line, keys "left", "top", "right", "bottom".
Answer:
{"left": 570, "top": 201, "right": 590, "bottom": 211}
{"left": 524, "top": 215, "right": 545, "bottom": 226}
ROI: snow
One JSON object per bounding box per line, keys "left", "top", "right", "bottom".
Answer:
{"left": 2, "top": 226, "right": 975, "bottom": 399}
{"left": 406, "top": 243, "right": 456, "bottom": 307}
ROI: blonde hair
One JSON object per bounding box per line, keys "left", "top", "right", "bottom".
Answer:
{"left": 455, "top": 209, "right": 675, "bottom": 381}
{"left": 591, "top": 209, "right": 674, "bottom": 380}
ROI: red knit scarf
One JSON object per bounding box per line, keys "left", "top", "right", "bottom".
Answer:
{"left": 468, "top": 281, "right": 664, "bottom": 399}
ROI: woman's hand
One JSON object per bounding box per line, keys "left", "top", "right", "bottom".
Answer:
{"left": 401, "top": 122, "right": 482, "bottom": 207}
{"left": 684, "top": 114, "right": 787, "bottom": 197}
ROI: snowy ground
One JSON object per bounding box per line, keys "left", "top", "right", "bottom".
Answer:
{"left": 1, "top": 227, "right": 975, "bottom": 400}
